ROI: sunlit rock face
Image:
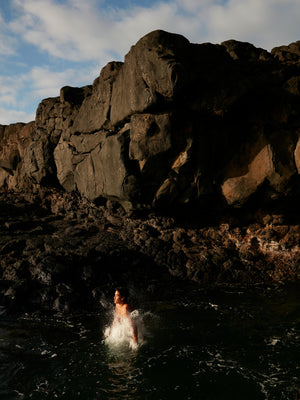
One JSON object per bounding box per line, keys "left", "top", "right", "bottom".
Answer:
{"left": 0, "top": 122, "right": 35, "bottom": 190}
{"left": 1, "top": 30, "right": 300, "bottom": 214}
{"left": 2, "top": 32, "right": 300, "bottom": 311}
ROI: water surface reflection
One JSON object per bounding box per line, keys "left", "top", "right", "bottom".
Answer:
{"left": 0, "top": 283, "right": 299, "bottom": 399}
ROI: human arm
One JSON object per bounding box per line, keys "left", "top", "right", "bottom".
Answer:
{"left": 126, "top": 305, "right": 138, "bottom": 344}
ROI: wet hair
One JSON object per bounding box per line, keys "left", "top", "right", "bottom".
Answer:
{"left": 115, "top": 287, "right": 129, "bottom": 303}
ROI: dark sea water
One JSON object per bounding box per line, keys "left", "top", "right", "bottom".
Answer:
{"left": 0, "top": 281, "right": 299, "bottom": 400}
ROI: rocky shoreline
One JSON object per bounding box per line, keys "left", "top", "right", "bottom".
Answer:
{"left": 1, "top": 30, "right": 300, "bottom": 312}
{"left": 1, "top": 188, "right": 299, "bottom": 313}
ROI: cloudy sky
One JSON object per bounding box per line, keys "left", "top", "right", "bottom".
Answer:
{"left": 1, "top": 0, "right": 300, "bottom": 125}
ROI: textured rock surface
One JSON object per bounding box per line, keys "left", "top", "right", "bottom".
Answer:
{"left": 1, "top": 30, "right": 300, "bottom": 213}
{"left": 0, "top": 122, "right": 35, "bottom": 189}
{"left": 0, "top": 189, "right": 175, "bottom": 312}
{"left": 0, "top": 190, "right": 299, "bottom": 313}
{"left": 271, "top": 40, "right": 300, "bottom": 63}
{"left": 1, "top": 31, "right": 300, "bottom": 313}
{"left": 110, "top": 30, "right": 190, "bottom": 125}
{"left": 71, "top": 62, "right": 122, "bottom": 134}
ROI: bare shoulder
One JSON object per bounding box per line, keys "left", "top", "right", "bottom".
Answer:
{"left": 125, "top": 304, "right": 133, "bottom": 313}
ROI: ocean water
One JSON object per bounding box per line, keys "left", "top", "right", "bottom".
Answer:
{"left": 0, "top": 281, "right": 299, "bottom": 400}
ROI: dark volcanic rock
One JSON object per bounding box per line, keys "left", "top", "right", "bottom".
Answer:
{"left": 271, "top": 40, "right": 300, "bottom": 64}
{"left": 0, "top": 122, "right": 35, "bottom": 189}
{"left": 1, "top": 30, "right": 300, "bottom": 213}
{"left": 0, "top": 190, "right": 299, "bottom": 313}
{"left": 71, "top": 62, "right": 122, "bottom": 133}
{"left": 110, "top": 30, "right": 190, "bottom": 125}
{"left": 1, "top": 30, "right": 300, "bottom": 215}
{"left": 0, "top": 191, "right": 162, "bottom": 312}
{"left": 1, "top": 30, "right": 300, "bottom": 312}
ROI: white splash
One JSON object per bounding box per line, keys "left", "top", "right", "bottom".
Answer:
{"left": 208, "top": 303, "right": 219, "bottom": 310}
{"left": 104, "top": 310, "right": 145, "bottom": 351}
{"left": 267, "top": 337, "right": 280, "bottom": 346}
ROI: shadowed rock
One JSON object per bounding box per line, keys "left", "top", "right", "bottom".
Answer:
{"left": 1, "top": 29, "right": 300, "bottom": 214}
{"left": 271, "top": 40, "right": 300, "bottom": 63}
{"left": 2, "top": 30, "right": 300, "bottom": 313}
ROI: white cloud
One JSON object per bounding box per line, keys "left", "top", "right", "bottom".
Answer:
{"left": 0, "top": 75, "right": 25, "bottom": 107}
{"left": 0, "top": 107, "right": 34, "bottom": 125}
{"left": 0, "top": 63, "right": 98, "bottom": 124}
{"left": 0, "top": 34, "right": 15, "bottom": 56}
{"left": 9, "top": 0, "right": 184, "bottom": 63}
{"left": 0, "top": 13, "right": 16, "bottom": 55}
{"left": 9, "top": 0, "right": 300, "bottom": 67}
{"left": 2, "top": 0, "right": 300, "bottom": 125}
{"left": 107, "top": 3, "right": 179, "bottom": 55}
{"left": 10, "top": 0, "right": 118, "bottom": 63}
{"left": 29, "top": 65, "right": 98, "bottom": 98}
{"left": 202, "top": 0, "right": 300, "bottom": 49}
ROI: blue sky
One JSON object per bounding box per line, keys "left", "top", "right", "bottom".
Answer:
{"left": 1, "top": 0, "right": 300, "bottom": 125}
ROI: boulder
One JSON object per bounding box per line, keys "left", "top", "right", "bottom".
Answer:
{"left": 295, "top": 135, "right": 300, "bottom": 174}
{"left": 25, "top": 86, "right": 92, "bottom": 184}
{"left": 284, "top": 76, "right": 300, "bottom": 96}
{"left": 54, "top": 130, "right": 106, "bottom": 192}
{"left": 129, "top": 113, "right": 174, "bottom": 197}
{"left": 53, "top": 141, "right": 76, "bottom": 192}
{"left": 110, "top": 30, "right": 190, "bottom": 125}
{"left": 75, "top": 133, "right": 123, "bottom": 200}
{"left": 0, "top": 123, "right": 30, "bottom": 168}
{"left": 0, "top": 168, "right": 10, "bottom": 188}
{"left": 24, "top": 97, "right": 61, "bottom": 184}
{"left": 1, "top": 30, "right": 300, "bottom": 215}
{"left": 0, "top": 122, "right": 35, "bottom": 189}
{"left": 271, "top": 40, "right": 300, "bottom": 63}
{"left": 129, "top": 113, "right": 172, "bottom": 163}
{"left": 221, "top": 39, "right": 271, "bottom": 62}
{"left": 54, "top": 126, "right": 138, "bottom": 206}
{"left": 71, "top": 62, "right": 123, "bottom": 134}
{"left": 221, "top": 127, "right": 297, "bottom": 206}
{"left": 60, "top": 85, "right": 92, "bottom": 106}
{"left": 222, "top": 144, "right": 275, "bottom": 205}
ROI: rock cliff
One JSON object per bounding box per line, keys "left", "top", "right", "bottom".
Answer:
{"left": 1, "top": 30, "right": 300, "bottom": 213}
{"left": 1, "top": 30, "right": 300, "bottom": 312}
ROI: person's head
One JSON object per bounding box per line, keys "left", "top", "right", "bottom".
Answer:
{"left": 114, "top": 287, "right": 129, "bottom": 305}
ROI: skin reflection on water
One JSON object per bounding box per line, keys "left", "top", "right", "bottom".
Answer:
{"left": 0, "top": 283, "right": 299, "bottom": 399}
{"left": 104, "top": 346, "right": 142, "bottom": 399}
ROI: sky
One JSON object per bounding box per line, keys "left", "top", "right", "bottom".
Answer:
{"left": 1, "top": 0, "right": 300, "bottom": 125}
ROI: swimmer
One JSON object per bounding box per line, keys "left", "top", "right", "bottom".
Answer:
{"left": 106, "top": 287, "right": 138, "bottom": 346}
